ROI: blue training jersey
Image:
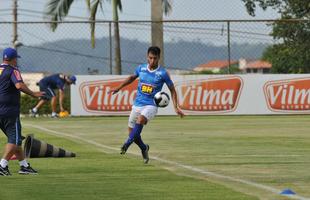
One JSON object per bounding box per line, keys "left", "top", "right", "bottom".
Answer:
{"left": 39, "top": 74, "right": 66, "bottom": 91}
{"left": 0, "top": 63, "right": 23, "bottom": 117}
{"left": 134, "top": 64, "right": 174, "bottom": 107}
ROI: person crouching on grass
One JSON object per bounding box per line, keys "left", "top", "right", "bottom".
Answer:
{"left": 30, "top": 73, "right": 76, "bottom": 118}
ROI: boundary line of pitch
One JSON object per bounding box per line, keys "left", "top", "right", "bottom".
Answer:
{"left": 24, "top": 123, "right": 309, "bottom": 200}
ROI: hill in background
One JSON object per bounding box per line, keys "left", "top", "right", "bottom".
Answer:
{"left": 13, "top": 37, "right": 269, "bottom": 75}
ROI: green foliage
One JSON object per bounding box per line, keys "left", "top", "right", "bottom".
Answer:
{"left": 186, "top": 70, "right": 215, "bottom": 75}
{"left": 20, "top": 88, "right": 71, "bottom": 115}
{"left": 199, "top": 70, "right": 215, "bottom": 74}
{"left": 242, "top": 0, "right": 310, "bottom": 73}
{"left": 262, "top": 43, "right": 307, "bottom": 73}
{"left": 219, "top": 64, "right": 241, "bottom": 74}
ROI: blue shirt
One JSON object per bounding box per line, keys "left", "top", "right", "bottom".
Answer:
{"left": 134, "top": 64, "right": 174, "bottom": 107}
{"left": 0, "top": 64, "right": 23, "bottom": 117}
{"left": 39, "top": 74, "right": 66, "bottom": 91}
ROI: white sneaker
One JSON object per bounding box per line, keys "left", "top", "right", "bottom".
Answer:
{"left": 29, "top": 109, "right": 37, "bottom": 117}
{"left": 51, "top": 113, "right": 58, "bottom": 118}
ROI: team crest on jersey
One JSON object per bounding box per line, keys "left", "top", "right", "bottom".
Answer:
{"left": 141, "top": 83, "right": 154, "bottom": 94}
{"left": 155, "top": 72, "right": 162, "bottom": 79}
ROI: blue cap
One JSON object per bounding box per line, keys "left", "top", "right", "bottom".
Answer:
{"left": 69, "top": 75, "right": 76, "bottom": 84}
{"left": 3, "top": 47, "right": 20, "bottom": 60}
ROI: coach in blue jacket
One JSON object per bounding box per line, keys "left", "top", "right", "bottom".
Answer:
{"left": 0, "top": 47, "right": 44, "bottom": 176}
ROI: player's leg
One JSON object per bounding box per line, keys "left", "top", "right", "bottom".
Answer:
{"left": 45, "top": 87, "right": 57, "bottom": 118}
{"left": 16, "top": 144, "right": 38, "bottom": 175}
{"left": 128, "top": 126, "right": 148, "bottom": 151}
{"left": 0, "top": 117, "right": 37, "bottom": 175}
{"left": 122, "top": 106, "right": 157, "bottom": 163}
{"left": 138, "top": 105, "right": 157, "bottom": 163}
{"left": 121, "top": 115, "right": 147, "bottom": 154}
{"left": 30, "top": 99, "right": 46, "bottom": 117}
{"left": 51, "top": 96, "right": 58, "bottom": 117}
{"left": 30, "top": 85, "right": 51, "bottom": 116}
{"left": 32, "top": 99, "right": 46, "bottom": 111}
{"left": 121, "top": 106, "right": 142, "bottom": 154}
{"left": 0, "top": 117, "right": 15, "bottom": 176}
{"left": 124, "top": 105, "right": 158, "bottom": 149}
{"left": 0, "top": 117, "right": 23, "bottom": 175}
{"left": 2, "top": 144, "right": 16, "bottom": 161}
{"left": 127, "top": 107, "right": 147, "bottom": 151}
{"left": 0, "top": 123, "right": 8, "bottom": 176}
{"left": 14, "top": 119, "right": 37, "bottom": 175}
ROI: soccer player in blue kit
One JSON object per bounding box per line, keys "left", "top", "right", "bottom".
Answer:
{"left": 110, "top": 46, "right": 184, "bottom": 164}
{"left": 0, "top": 48, "right": 44, "bottom": 175}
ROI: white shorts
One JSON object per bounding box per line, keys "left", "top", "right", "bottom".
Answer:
{"left": 128, "top": 105, "right": 158, "bottom": 128}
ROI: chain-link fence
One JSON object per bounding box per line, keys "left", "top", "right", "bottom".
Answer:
{"left": 0, "top": 19, "right": 307, "bottom": 76}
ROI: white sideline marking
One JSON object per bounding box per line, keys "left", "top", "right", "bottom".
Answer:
{"left": 216, "top": 155, "right": 303, "bottom": 157}
{"left": 24, "top": 123, "right": 309, "bottom": 200}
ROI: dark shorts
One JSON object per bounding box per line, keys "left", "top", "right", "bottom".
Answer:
{"left": 0, "top": 116, "right": 22, "bottom": 146}
{"left": 39, "top": 84, "right": 56, "bottom": 100}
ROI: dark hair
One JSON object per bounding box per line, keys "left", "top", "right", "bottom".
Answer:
{"left": 147, "top": 46, "right": 161, "bottom": 56}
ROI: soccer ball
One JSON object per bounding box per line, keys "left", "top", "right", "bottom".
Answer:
{"left": 154, "top": 91, "right": 170, "bottom": 108}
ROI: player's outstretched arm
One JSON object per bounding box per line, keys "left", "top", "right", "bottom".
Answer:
{"left": 168, "top": 85, "right": 185, "bottom": 118}
{"left": 110, "top": 74, "right": 138, "bottom": 94}
{"left": 15, "top": 82, "right": 44, "bottom": 98}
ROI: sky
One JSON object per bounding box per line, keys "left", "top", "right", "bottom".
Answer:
{"left": 0, "top": 0, "right": 280, "bottom": 22}
{"left": 0, "top": 0, "right": 281, "bottom": 74}
{"left": 0, "top": 0, "right": 280, "bottom": 47}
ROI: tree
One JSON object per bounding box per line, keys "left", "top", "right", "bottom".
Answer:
{"left": 151, "top": 0, "right": 172, "bottom": 66}
{"left": 45, "top": 0, "right": 123, "bottom": 74}
{"left": 242, "top": 0, "right": 310, "bottom": 73}
{"left": 111, "top": 0, "right": 122, "bottom": 75}
{"left": 45, "top": 0, "right": 172, "bottom": 74}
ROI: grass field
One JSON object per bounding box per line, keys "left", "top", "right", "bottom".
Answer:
{"left": 0, "top": 115, "right": 310, "bottom": 200}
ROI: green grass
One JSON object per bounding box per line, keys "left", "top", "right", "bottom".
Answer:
{"left": 1, "top": 116, "right": 310, "bottom": 199}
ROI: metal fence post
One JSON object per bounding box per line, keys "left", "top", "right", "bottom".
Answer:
{"left": 227, "top": 21, "right": 231, "bottom": 74}
{"left": 109, "top": 22, "right": 113, "bottom": 75}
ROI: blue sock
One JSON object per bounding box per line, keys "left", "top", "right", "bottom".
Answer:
{"left": 124, "top": 123, "right": 144, "bottom": 149}
{"left": 134, "top": 135, "right": 147, "bottom": 151}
